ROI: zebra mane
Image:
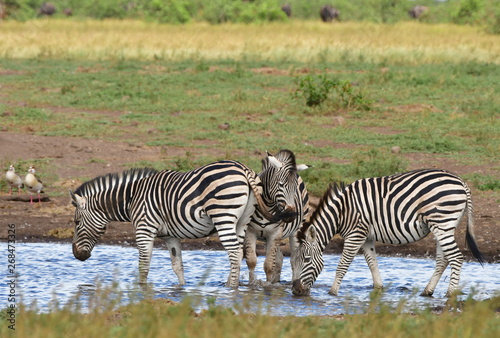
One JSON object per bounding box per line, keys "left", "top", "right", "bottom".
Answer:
{"left": 261, "top": 149, "right": 297, "bottom": 172}
{"left": 74, "top": 167, "right": 159, "bottom": 197}
{"left": 297, "top": 181, "right": 347, "bottom": 242}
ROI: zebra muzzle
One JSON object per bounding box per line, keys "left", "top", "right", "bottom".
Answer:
{"left": 281, "top": 205, "right": 297, "bottom": 223}
{"left": 72, "top": 242, "right": 91, "bottom": 261}
{"left": 292, "top": 279, "right": 310, "bottom": 297}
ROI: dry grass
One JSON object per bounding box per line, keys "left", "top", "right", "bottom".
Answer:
{"left": 0, "top": 19, "right": 498, "bottom": 64}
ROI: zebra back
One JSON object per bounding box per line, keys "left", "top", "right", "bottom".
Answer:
{"left": 73, "top": 168, "right": 159, "bottom": 222}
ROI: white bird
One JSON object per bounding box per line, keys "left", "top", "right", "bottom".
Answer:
{"left": 25, "top": 166, "right": 44, "bottom": 205}
{"left": 6, "top": 165, "right": 24, "bottom": 195}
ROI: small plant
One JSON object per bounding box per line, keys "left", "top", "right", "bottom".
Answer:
{"left": 293, "top": 73, "right": 371, "bottom": 110}
{"left": 293, "top": 74, "right": 339, "bottom": 107}
{"left": 338, "top": 82, "right": 372, "bottom": 111}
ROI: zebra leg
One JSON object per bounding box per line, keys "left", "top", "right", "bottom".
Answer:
{"left": 421, "top": 241, "right": 448, "bottom": 297}
{"left": 244, "top": 230, "right": 258, "bottom": 285}
{"left": 136, "top": 234, "right": 155, "bottom": 284}
{"left": 444, "top": 246, "right": 464, "bottom": 297}
{"left": 264, "top": 226, "right": 284, "bottom": 283}
{"left": 423, "top": 226, "right": 464, "bottom": 297}
{"left": 273, "top": 246, "right": 284, "bottom": 283}
{"left": 361, "top": 238, "right": 383, "bottom": 290}
{"left": 215, "top": 222, "right": 245, "bottom": 288}
{"left": 164, "top": 237, "right": 185, "bottom": 286}
{"left": 329, "top": 235, "right": 366, "bottom": 296}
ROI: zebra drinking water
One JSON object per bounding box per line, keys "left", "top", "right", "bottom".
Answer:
{"left": 291, "top": 169, "right": 485, "bottom": 297}
{"left": 70, "top": 155, "right": 298, "bottom": 287}
{"left": 244, "top": 150, "right": 312, "bottom": 284}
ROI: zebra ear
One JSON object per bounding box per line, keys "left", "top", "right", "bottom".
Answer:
{"left": 69, "top": 190, "right": 86, "bottom": 209}
{"left": 306, "top": 226, "right": 317, "bottom": 243}
{"left": 296, "top": 164, "right": 311, "bottom": 172}
{"left": 266, "top": 151, "right": 283, "bottom": 169}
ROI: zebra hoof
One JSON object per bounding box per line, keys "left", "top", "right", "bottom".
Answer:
{"left": 420, "top": 290, "right": 434, "bottom": 297}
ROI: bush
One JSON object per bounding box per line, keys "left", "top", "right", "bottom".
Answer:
{"left": 2, "top": 0, "right": 37, "bottom": 20}
{"left": 292, "top": 74, "right": 371, "bottom": 111}
{"left": 81, "top": 0, "right": 128, "bottom": 20}
{"left": 139, "top": 0, "right": 191, "bottom": 24}
{"left": 484, "top": 4, "right": 500, "bottom": 34}
{"left": 202, "top": 0, "right": 286, "bottom": 24}
{"left": 293, "top": 74, "right": 340, "bottom": 107}
{"left": 451, "top": 0, "right": 485, "bottom": 25}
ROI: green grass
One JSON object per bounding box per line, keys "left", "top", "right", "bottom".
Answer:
{"left": 2, "top": 289, "right": 498, "bottom": 338}
{"left": 1, "top": 57, "right": 498, "bottom": 195}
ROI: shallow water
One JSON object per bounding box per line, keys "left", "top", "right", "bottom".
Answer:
{"left": 3, "top": 242, "right": 499, "bottom": 316}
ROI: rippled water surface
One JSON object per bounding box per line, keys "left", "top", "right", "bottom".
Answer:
{"left": 4, "top": 243, "right": 499, "bottom": 315}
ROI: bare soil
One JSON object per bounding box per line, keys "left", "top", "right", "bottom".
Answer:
{"left": 1, "top": 130, "right": 499, "bottom": 264}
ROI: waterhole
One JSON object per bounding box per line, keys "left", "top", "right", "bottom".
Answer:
{"left": 4, "top": 243, "right": 498, "bottom": 316}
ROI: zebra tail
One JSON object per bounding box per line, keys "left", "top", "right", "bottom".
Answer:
{"left": 465, "top": 185, "right": 486, "bottom": 266}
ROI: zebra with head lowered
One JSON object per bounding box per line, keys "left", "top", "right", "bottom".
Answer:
{"left": 292, "top": 169, "right": 485, "bottom": 297}
{"left": 70, "top": 156, "right": 298, "bottom": 288}
{"left": 244, "top": 149, "right": 312, "bottom": 284}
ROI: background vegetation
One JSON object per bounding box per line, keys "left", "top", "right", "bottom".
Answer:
{"left": 1, "top": 0, "right": 499, "bottom": 33}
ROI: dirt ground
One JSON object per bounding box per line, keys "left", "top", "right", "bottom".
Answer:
{"left": 1, "top": 131, "right": 499, "bottom": 264}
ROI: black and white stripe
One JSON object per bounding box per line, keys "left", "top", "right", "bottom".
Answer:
{"left": 244, "top": 150, "right": 312, "bottom": 284}
{"left": 70, "top": 157, "right": 297, "bottom": 287}
{"left": 292, "top": 169, "right": 485, "bottom": 297}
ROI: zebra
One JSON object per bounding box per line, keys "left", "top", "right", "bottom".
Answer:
{"left": 70, "top": 156, "right": 299, "bottom": 287}
{"left": 244, "top": 149, "right": 312, "bottom": 284}
{"left": 291, "top": 169, "right": 485, "bottom": 297}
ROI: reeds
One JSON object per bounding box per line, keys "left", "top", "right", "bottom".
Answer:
{"left": 4, "top": 290, "right": 499, "bottom": 338}
{"left": 0, "top": 19, "right": 498, "bottom": 64}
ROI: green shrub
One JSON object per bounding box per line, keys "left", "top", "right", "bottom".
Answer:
{"left": 292, "top": 73, "right": 371, "bottom": 110}
{"left": 484, "top": 4, "right": 500, "bottom": 34}
{"left": 451, "top": 0, "right": 485, "bottom": 25}
{"left": 293, "top": 74, "right": 339, "bottom": 107}
{"left": 202, "top": 0, "right": 286, "bottom": 24}
{"left": 81, "top": 0, "right": 128, "bottom": 20}
{"left": 2, "top": 0, "right": 37, "bottom": 20}
{"left": 139, "top": 0, "right": 191, "bottom": 24}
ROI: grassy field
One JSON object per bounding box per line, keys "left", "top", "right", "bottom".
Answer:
{"left": 0, "top": 19, "right": 499, "bottom": 335}
{"left": 0, "top": 19, "right": 499, "bottom": 63}
{"left": 1, "top": 21, "right": 499, "bottom": 194}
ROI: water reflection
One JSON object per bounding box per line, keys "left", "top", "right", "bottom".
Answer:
{"left": 3, "top": 242, "right": 498, "bottom": 315}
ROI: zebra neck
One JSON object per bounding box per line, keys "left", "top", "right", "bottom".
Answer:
{"left": 311, "top": 186, "right": 349, "bottom": 252}
{"left": 105, "top": 194, "right": 133, "bottom": 222}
